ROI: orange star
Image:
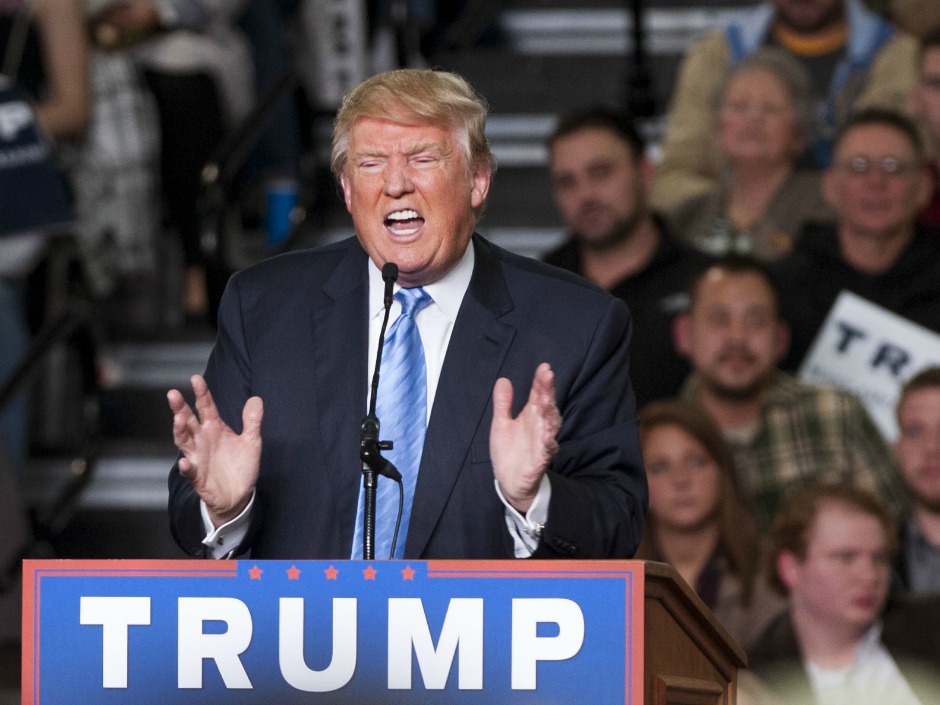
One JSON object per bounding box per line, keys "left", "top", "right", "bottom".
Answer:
{"left": 248, "top": 565, "right": 263, "bottom": 580}
{"left": 286, "top": 565, "right": 301, "bottom": 581}
{"left": 401, "top": 565, "right": 415, "bottom": 581}
{"left": 363, "top": 565, "right": 377, "bottom": 581}
{"left": 324, "top": 565, "right": 339, "bottom": 581}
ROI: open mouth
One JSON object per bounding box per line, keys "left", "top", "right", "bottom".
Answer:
{"left": 385, "top": 209, "right": 424, "bottom": 236}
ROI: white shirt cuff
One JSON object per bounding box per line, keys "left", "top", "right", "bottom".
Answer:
{"left": 201, "top": 492, "right": 255, "bottom": 559}
{"left": 496, "top": 474, "right": 551, "bottom": 558}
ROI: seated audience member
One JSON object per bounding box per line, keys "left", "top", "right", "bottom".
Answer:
{"left": 667, "top": 48, "right": 832, "bottom": 261}
{"left": 745, "top": 483, "right": 940, "bottom": 705}
{"left": 893, "top": 367, "right": 940, "bottom": 593}
{"left": 543, "top": 107, "right": 711, "bottom": 407}
{"left": 636, "top": 399, "right": 786, "bottom": 651}
{"left": 774, "top": 108, "right": 940, "bottom": 371}
{"left": 91, "top": 0, "right": 254, "bottom": 322}
{"left": 674, "top": 256, "right": 905, "bottom": 531}
{"left": 651, "top": 0, "right": 918, "bottom": 213}
{"left": 912, "top": 28, "right": 940, "bottom": 230}
{"left": 0, "top": 0, "right": 89, "bottom": 474}
{"left": 64, "top": 0, "right": 163, "bottom": 300}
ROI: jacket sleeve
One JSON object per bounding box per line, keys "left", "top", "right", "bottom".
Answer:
{"left": 532, "top": 297, "right": 649, "bottom": 559}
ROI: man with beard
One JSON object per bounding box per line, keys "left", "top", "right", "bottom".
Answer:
{"left": 673, "top": 256, "right": 904, "bottom": 530}
{"left": 892, "top": 367, "right": 940, "bottom": 593}
{"left": 544, "top": 107, "right": 710, "bottom": 407}
{"left": 652, "top": 0, "right": 918, "bottom": 212}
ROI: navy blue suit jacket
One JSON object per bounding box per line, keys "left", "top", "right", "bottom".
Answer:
{"left": 168, "top": 235, "right": 647, "bottom": 559}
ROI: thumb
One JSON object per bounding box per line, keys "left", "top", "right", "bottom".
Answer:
{"left": 242, "top": 396, "right": 264, "bottom": 442}
{"left": 492, "top": 377, "right": 514, "bottom": 421}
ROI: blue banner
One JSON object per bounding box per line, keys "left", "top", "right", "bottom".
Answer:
{"left": 24, "top": 560, "right": 644, "bottom": 705}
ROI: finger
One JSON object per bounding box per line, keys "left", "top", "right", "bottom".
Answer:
{"left": 535, "top": 362, "right": 555, "bottom": 398}
{"left": 492, "top": 377, "right": 514, "bottom": 421}
{"left": 167, "top": 388, "right": 189, "bottom": 414}
{"left": 191, "top": 375, "right": 221, "bottom": 423}
{"left": 242, "top": 396, "right": 264, "bottom": 443}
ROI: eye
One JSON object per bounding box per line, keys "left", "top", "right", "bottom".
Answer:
{"left": 411, "top": 153, "right": 441, "bottom": 168}
{"left": 355, "top": 158, "right": 386, "bottom": 173}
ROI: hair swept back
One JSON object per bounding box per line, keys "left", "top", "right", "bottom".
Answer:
{"left": 331, "top": 68, "right": 496, "bottom": 180}
{"left": 766, "top": 482, "right": 897, "bottom": 596}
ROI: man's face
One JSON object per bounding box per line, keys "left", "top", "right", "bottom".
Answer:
{"left": 549, "top": 126, "right": 648, "bottom": 250}
{"left": 341, "top": 116, "right": 490, "bottom": 287}
{"left": 774, "top": 0, "right": 844, "bottom": 33}
{"left": 780, "top": 503, "right": 891, "bottom": 637}
{"left": 823, "top": 124, "right": 929, "bottom": 242}
{"left": 895, "top": 387, "right": 940, "bottom": 512}
{"left": 914, "top": 47, "right": 940, "bottom": 143}
{"left": 677, "top": 270, "right": 786, "bottom": 401}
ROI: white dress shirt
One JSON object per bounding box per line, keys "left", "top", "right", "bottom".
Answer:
{"left": 805, "top": 623, "right": 923, "bottom": 705}
{"left": 201, "top": 244, "right": 550, "bottom": 558}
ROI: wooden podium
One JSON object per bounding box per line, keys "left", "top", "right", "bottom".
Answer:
{"left": 641, "top": 561, "right": 747, "bottom": 705}
{"left": 23, "top": 558, "right": 746, "bottom": 704}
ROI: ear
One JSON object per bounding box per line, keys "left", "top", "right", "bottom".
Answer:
{"left": 639, "top": 156, "right": 655, "bottom": 191}
{"left": 774, "top": 321, "right": 791, "bottom": 363}
{"left": 470, "top": 164, "right": 492, "bottom": 210}
{"left": 914, "top": 165, "right": 934, "bottom": 211}
{"left": 673, "top": 314, "right": 692, "bottom": 357}
{"left": 911, "top": 84, "right": 925, "bottom": 117}
{"left": 777, "top": 550, "right": 800, "bottom": 592}
{"left": 340, "top": 172, "right": 353, "bottom": 212}
{"left": 821, "top": 167, "right": 838, "bottom": 210}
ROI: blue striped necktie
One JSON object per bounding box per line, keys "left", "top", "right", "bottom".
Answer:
{"left": 352, "top": 286, "right": 432, "bottom": 559}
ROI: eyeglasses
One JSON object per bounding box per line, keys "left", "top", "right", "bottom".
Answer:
{"left": 837, "top": 156, "right": 918, "bottom": 177}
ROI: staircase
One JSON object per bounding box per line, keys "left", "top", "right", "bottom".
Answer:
{"left": 20, "top": 0, "right": 762, "bottom": 561}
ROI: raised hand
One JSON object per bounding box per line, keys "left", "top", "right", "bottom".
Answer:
{"left": 490, "top": 362, "right": 562, "bottom": 513}
{"left": 167, "top": 375, "right": 263, "bottom": 528}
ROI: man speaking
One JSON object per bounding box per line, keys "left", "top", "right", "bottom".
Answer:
{"left": 166, "top": 68, "right": 646, "bottom": 561}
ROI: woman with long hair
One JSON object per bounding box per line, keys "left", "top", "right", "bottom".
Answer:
{"left": 637, "top": 399, "right": 785, "bottom": 650}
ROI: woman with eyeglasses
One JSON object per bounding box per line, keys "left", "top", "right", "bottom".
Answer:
{"left": 666, "top": 48, "right": 833, "bottom": 262}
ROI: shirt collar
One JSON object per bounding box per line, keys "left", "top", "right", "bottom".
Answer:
{"left": 367, "top": 240, "right": 475, "bottom": 322}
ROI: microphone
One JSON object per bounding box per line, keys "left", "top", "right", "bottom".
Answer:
{"left": 359, "top": 262, "right": 401, "bottom": 482}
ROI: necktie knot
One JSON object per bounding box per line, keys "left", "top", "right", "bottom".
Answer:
{"left": 395, "top": 287, "right": 432, "bottom": 318}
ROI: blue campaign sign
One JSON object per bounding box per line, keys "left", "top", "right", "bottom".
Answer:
{"left": 23, "top": 560, "right": 645, "bottom": 705}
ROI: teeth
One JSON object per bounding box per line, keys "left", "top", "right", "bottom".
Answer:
{"left": 387, "top": 210, "right": 419, "bottom": 221}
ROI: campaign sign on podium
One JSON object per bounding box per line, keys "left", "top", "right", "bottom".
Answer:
{"left": 23, "top": 560, "right": 644, "bottom": 705}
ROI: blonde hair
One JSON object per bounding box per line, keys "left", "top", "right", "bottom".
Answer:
{"left": 331, "top": 68, "right": 496, "bottom": 180}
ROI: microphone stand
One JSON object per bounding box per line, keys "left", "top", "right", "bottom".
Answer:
{"left": 360, "top": 263, "right": 402, "bottom": 560}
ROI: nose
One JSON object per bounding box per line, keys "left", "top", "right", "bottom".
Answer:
{"left": 924, "top": 430, "right": 940, "bottom": 458}
{"left": 671, "top": 465, "right": 693, "bottom": 488}
{"left": 726, "top": 316, "right": 749, "bottom": 343}
{"left": 384, "top": 156, "right": 414, "bottom": 197}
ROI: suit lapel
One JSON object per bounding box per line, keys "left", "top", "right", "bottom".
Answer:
{"left": 311, "top": 240, "right": 370, "bottom": 548}
{"left": 407, "top": 236, "right": 516, "bottom": 556}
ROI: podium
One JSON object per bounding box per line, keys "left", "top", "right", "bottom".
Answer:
{"left": 642, "top": 561, "right": 746, "bottom": 705}
{"left": 23, "top": 559, "right": 745, "bottom": 704}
